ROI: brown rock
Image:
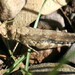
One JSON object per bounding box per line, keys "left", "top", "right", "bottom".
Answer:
{"left": 13, "top": 0, "right": 68, "bottom": 27}
{"left": 0, "top": 0, "right": 25, "bottom": 21}
{"left": 29, "top": 63, "right": 75, "bottom": 75}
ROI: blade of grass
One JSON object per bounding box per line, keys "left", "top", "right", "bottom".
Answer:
{"left": 25, "top": 0, "right": 47, "bottom": 73}
{"left": 25, "top": 49, "right": 31, "bottom": 72}
{"left": 2, "top": 37, "right": 16, "bottom": 62}
{"left": 34, "top": 0, "right": 47, "bottom": 28}
{"left": 3, "top": 53, "right": 27, "bottom": 75}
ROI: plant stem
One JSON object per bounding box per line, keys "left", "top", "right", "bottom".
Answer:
{"left": 25, "top": 0, "right": 47, "bottom": 73}
{"left": 2, "top": 37, "right": 16, "bottom": 61}
{"left": 3, "top": 53, "right": 27, "bottom": 75}
{"left": 25, "top": 49, "right": 31, "bottom": 72}
{"left": 34, "top": 0, "right": 47, "bottom": 28}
